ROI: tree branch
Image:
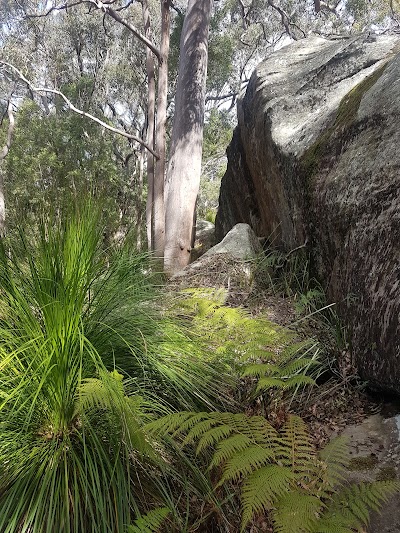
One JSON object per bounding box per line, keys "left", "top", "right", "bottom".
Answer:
{"left": 205, "top": 92, "right": 237, "bottom": 103}
{"left": 0, "top": 61, "right": 159, "bottom": 159}
{"left": 26, "top": 0, "right": 162, "bottom": 62}
{"left": 267, "top": 0, "right": 298, "bottom": 40}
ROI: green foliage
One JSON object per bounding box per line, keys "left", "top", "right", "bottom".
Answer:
{"left": 171, "top": 287, "right": 289, "bottom": 367}
{"left": 0, "top": 202, "right": 231, "bottom": 531}
{"left": 198, "top": 109, "right": 233, "bottom": 220}
{"left": 149, "top": 411, "right": 400, "bottom": 532}
{"left": 3, "top": 100, "right": 140, "bottom": 241}
{"left": 0, "top": 205, "right": 164, "bottom": 532}
{"left": 255, "top": 247, "right": 312, "bottom": 296}
{"left": 128, "top": 507, "right": 170, "bottom": 533}
{"left": 243, "top": 340, "right": 321, "bottom": 401}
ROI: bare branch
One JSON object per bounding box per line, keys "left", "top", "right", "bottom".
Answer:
{"left": 205, "top": 92, "right": 237, "bottom": 103}
{"left": 26, "top": 0, "right": 162, "bottom": 61}
{"left": 25, "top": 0, "right": 90, "bottom": 18}
{"left": 0, "top": 61, "right": 159, "bottom": 159}
{"left": 96, "top": 1, "right": 162, "bottom": 61}
{"left": 267, "top": 0, "right": 299, "bottom": 40}
{"left": 0, "top": 102, "right": 15, "bottom": 162}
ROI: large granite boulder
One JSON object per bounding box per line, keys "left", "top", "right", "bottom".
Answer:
{"left": 216, "top": 34, "right": 400, "bottom": 393}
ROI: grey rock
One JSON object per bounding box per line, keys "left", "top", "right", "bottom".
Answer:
{"left": 203, "top": 222, "right": 261, "bottom": 260}
{"left": 195, "top": 219, "right": 215, "bottom": 240}
{"left": 341, "top": 413, "right": 400, "bottom": 533}
{"left": 216, "top": 33, "right": 400, "bottom": 393}
{"left": 173, "top": 223, "right": 260, "bottom": 280}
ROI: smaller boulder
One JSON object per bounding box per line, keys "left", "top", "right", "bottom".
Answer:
{"left": 202, "top": 223, "right": 261, "bottom": 261}
{"left": 171, "top": 224, "right": 261, "bottom": 305}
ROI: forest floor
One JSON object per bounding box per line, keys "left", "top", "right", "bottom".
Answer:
{"left": 169, "top": 251, "right": 385, "bottom": 450}
{"left": 167, "top": 249, "right": 400, "bottom": 532}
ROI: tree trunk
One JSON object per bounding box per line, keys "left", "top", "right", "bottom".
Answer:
{"left": 142, "top": 0, "right": 156, "bottom": 250}
{"left": 164, "top": 0, "right": 212, "bottom": 275}
{"left": 0, "top": 102, "right": 15, "bottom": 236}
{"left": 153, "top": 0, "right": 171, "bottom": 260}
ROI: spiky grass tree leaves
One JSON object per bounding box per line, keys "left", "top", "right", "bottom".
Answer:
{"left": 0, "top": 205, "right": 184, "bottom": 532}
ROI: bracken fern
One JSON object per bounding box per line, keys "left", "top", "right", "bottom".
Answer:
{"left": 148, "top": 411, "right": 400, "bottom": 532}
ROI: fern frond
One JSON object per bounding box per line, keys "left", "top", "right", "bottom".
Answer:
{"left": 219, "top": 446, "right": 275, "bottom": 485}
{"left": 241, "top": 465, "right": 296, "bottom": 531}
{"left": 318, "top": 436, "right": 349, "bottom": 487}
{"left": 280, "top": 375, "right": 316, "bottom": 390}
{"left": 318, "top": 481, "right": 400, "bottom": 531}
{"left": 194, "top": 424, "right": 234, "bottom": 452}
{"left": 77, "top": 372, "right": 124, "bottom": 412}
{"left": 279, "top": 416, "right": 315, "bottom": 474}
{"left": 128, "top": 507, "right": 170, "bottom": 533}
{"left": 146, "top": 411, "right": 195, "bottom": 436}
{"left": 273, "top": 492, "right": 323, "bottom": 533}
{"left": 242, "top": 363, "right": 280, "bottom": 377}
{"left": 279, "top": 358, "right": 320, "bottom": 376}
{"left": 209, "top": 434, "right": 253, "bottom": 468}
{"left": 255, "top": 377, "right": 287, "bottom": 390}
{"left": 171, "top": 412, "right": 210, "bottom": 437}
{"left": 255, "top": 375, "right": 316, "bottom": 393}
{"left": 183, "top": 418, "right": 222, "bottom": 448}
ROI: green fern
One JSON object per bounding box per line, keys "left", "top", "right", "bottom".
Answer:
{"left": 171, "top": 288, "right": 290, "bottom": 365}
{"left": 242, "top": 339, "right": 322, "bottom": 408}
{"left": 128, "top": 507, "right": 170, "bottom": 533}
{"left": 148, "top": 411, "right": 400, "bottom": 532}
{"left": 315, "top": 481, "right": 400, "bottom": 532}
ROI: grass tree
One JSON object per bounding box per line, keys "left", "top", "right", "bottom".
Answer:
{"left": 0, "top": 202, "right": 229, "bottom": 532}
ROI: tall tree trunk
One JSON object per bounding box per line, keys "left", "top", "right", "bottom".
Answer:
{"left": 0, "top": 102, "right": 15, "bottom": 236}
{"left": 142, "top": 0, "right": 156, "bottom": 250}
{"left": 164, "top": 0, "right": 211, "bottom": 275}
{"left": 153, "top": 0, "right": 171, "bottom": 260}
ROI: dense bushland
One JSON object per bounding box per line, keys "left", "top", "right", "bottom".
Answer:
{"left": 0, "top": 204, "right": 397, "bottom": 532}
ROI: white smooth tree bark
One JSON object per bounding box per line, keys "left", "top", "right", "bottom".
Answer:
{"left": 164, "top": 0, "right": 212, "bottom": 275}
{"left": 142, "top": 0, "right": 156, "bottom": 251}
{"left": 0, "top": 101, "right": 15, "bottom": 236}
{"left": 153, "top": 0, "right": 171, "bottom": 262}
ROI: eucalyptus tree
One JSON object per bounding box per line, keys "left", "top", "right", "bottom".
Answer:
{"left": 1, "top": 0, "right": 399, "bottom": 274}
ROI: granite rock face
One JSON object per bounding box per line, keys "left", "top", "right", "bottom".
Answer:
{"left": 216, "top": 34, "right": 400, "bottom": 392}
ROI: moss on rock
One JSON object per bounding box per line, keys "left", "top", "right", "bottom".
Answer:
{"left": 348, "top": 454, "right": 379, "bottom": 471}
{"left": 301, "top": 62, "right": 388, "bottom": 180}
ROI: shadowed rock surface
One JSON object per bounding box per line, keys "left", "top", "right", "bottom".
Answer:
{"left": 216, "top": 34, "right": 400, "bottom": 393}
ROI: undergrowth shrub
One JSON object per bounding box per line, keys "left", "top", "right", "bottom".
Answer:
{"left": 149, "top": 411, "right": 400, "bottom": 532}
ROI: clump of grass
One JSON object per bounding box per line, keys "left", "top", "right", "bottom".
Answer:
{"left": 0, "top": 202, "right": 230, "bottom": 532}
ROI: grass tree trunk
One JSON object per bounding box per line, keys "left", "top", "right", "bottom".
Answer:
{"left": 153, "top": 0, "right": 171, "bottom": 261}
{"left": 164, "top": 0, "right": 211, "bottom": 275}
